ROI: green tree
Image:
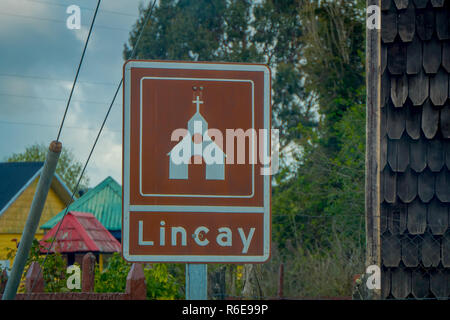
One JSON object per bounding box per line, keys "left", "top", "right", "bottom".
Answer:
{"left": 124, "top": 0, "right": 315, "bottom": 147}
{"left": 6, "top": 143, "right": 89, "bottom": 192}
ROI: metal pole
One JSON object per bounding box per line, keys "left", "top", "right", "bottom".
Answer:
{"left": 2, "top": 141, "right": 62, "bottom": 300}
{"left": 185, "top": 264, "right": 207, "bottom": 300}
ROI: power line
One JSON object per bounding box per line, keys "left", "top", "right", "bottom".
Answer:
{"left": 0, "top": 72, "right": 116, "bottom": 86}
{"left": 0, "top": 11, "right": 130, "bottom": 32}
{"left": 0, "top": 92, "right": 122, "bottom": 105}
{"left": 56, "top": 0, "right": 102, "bottom": 141}
{"left": 24, "top": 0, "right": 139, "bottom": 18}
{"left": 0, "top": 120, "right": 121, "bottom": 133}
{"left": 34, "top": 0, "right": 158, "bottom": 291}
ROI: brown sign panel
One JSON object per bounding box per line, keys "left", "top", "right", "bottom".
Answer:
{"left": 122, "top": 60, "right": 271, "bottom": 263}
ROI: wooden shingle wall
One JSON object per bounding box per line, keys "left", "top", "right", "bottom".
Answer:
{"left": 380, "top": 0, "right": 450, "bottom": 299}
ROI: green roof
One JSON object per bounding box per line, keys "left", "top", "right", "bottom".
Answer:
{"left": 41, "top": 176, "right": 122, "bottom": 231}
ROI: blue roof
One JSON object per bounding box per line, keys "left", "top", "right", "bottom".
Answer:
{"left": 0, "top": 162, "right": 43, "bottom": 214}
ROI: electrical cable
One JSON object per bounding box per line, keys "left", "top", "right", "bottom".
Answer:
{"left": 55, "top": 0, "right": 102, "bottom": 142}
{"left": 31, "top": 0, "right": 158, "bottom": 292}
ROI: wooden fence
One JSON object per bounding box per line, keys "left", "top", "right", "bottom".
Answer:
{"left": 0, "top": 253, "right": 146, "bottom": 300}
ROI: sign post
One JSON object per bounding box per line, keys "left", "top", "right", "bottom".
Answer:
{"left": 185, "top": 264, "right": 207, "bottom": 300}
{"left": 122, "top": 60, "right": 272, "bottom": 299}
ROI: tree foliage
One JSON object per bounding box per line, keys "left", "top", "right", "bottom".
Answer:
{"left": 6, "top": 239, "right": 69, "bottom": 293}
{"left": 6, "top": 143, "right": 89, "bottom": 192}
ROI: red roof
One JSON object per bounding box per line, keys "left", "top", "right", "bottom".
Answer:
{"left": 40, "top": 211, "right": 121, "bottom": 253}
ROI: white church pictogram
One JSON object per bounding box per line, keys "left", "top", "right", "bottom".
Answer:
{"left": 168, "top": 95, "right": 226, "bottom": 180}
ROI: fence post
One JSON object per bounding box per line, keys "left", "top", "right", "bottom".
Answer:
{"left": 82, "top": 253, "right": 96, "bottom": 292}
{"left": 126, "top": 263, "right": 146, "bottom": 300}
{"left": 25, "top": 262, "right": 44, "bottom": 293}
{"left": 277, "top": 263, "right": 284, "bottom": 299}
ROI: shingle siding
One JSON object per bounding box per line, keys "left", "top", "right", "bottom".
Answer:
{"left": 381, "top": 0, "right": 450, "bottom": 299}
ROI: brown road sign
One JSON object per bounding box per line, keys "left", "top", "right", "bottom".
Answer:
{"left": 122, "top": 60, "right": 271, "bottom": 263}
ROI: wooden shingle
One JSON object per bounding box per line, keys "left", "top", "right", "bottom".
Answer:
{"left": 436, "top": 8, "right": 450, "bottom": 40}
{"left": 398, "top": 135, "right": 411, "bottom": 172}
{"left": 397, "top": 168, "right": 418, "bottom": 202}
{"left": 402, "top": 236, "right": 420, "bottom": 267}
{"left": 388, "top": 202, "right": 408, "bottom": 234}
{"left": 384, "top": 166, "right": 398, "bottom": 203}
{"left": 382, "top": 7, "right": 398, "bottom": 43}
{"left": 391, "top": 268, "right": 412, "bottom": 298}
{"left": 444, "top": 140, "right": 450, "bottom": 168}
{"left": 388, "top": 101, "right": 406, "bottom": 138}
{"left": 442, "top": 42, "right": 450, "bottom": 72}
{"left": 441, "top": 104, "right": 450, "bottom": 138}
{"left": 407, "top": 36, "right": 423, "bottom": 74}
{"left": 407, "top": 198, "right": 427, "bottom": 234}
{"left": 416, "top": 9, "right": 435, "bottom": 41}
{"left": 442, "top": 231, "right": 450, "bottom": 267}
{"left": 428, "top": 198, "right": 449, "bottom": 235}
{"left": 429, "top": 269, "right": 447, "bottom": 298}
{"left": 382, "top": 0, "right": 393, "bottom": 11}
{"left": 408, "top": 68, "right": 429, "bottom": 106}
{"left": 395, "top": 0, "right": 410, "bottom": 10}
{"left": 430, "top": 68, "right": 449, "bottom": 106}
{"left": 421, "top": 232, "right": 441, "bottom": 267}
{"left": 389, "top": 43, "right": 408, "bottom": 76}
{"left": 418, "top": 169, "right": 435, "bottom": 202}
{"left": 411, "top": 269, "right": 430, "bottom": 298}
{"left": 410, "top": 136, "right": 428, "bottom": 172}
{"left": 427, "top": 139, "right": 445, "bottom": 172}
{"left": 382, "top": 232, "right": 402, "bottom": 267}
{"left": 421, "top": 99, "right": 440, "bottom": 139}
{"left": 423, "top": 37, "right": 442, "bottom": 74}
{"left": 405, "top": 102, "right": 422, "bottom": 139}
{"left": 436, "top": 169, "right": 450, "bottom": 202}
{"left": 431, "top": 0, "right": 446, "bottom": 7}
{"left": 381, "top": 267, "right": 392, "bottom": 298}
{"left": 413, "top": 0, "right": 430, "bottom": 9}
{"left": 399, "top": 2, "right": 416, "bottom": 42}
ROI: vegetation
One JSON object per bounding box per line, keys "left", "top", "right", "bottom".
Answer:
{"left": 6, "top": 143, "right": 90, "bottom": 192}
{"left": 6, "top": 239, "right": 70, "bottom": 293}
{"left": 124, "top": 0, "right": 367, "bottom": 298}
{"left": 94, "top": 252, "right": 183, "bottom": 299}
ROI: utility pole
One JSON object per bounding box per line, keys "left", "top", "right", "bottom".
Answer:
{"left": 2, "top": 141, "right": 62, "bottom": 300}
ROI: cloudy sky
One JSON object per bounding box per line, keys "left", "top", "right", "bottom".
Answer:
{"left": 0, "top": 0, "right": 148, "bottom": 187}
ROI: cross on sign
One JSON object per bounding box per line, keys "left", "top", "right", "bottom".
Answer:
{"left": 193, "top": 96, "right": 203, "bottom": 112}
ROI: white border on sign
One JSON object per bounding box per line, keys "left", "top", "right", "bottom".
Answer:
{"left": 123, "top": 61, "right": 271, "bottom": 263}
{"left": 139, "top": 76, "right": 255, "bottom": 198}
